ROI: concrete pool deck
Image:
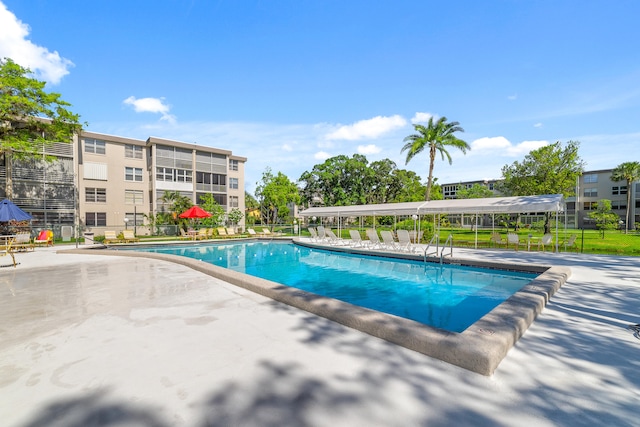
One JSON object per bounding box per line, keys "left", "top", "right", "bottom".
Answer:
{"left": 1, "top": 243, "right": 639, "bottom": 426}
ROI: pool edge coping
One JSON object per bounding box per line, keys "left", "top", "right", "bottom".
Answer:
{"left": 60, "top": 241, "right": 571, "bottom": 376}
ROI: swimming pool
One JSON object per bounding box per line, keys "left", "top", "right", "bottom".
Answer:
{"left": 125, "top": 240, "right": 537, "bottom": 333}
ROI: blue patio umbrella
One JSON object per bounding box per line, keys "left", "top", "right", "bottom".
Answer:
{"left": 0, "top": 199, "right": 32, "bottom": 222}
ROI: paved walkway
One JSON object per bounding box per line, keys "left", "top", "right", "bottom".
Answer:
{"left": 0, "top": 244, "right": 638, "bottom": 426}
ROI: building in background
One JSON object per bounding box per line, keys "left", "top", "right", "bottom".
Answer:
{"left": 441, "top": 170, "right": 639, "bottom": 229}
{"left": 1, "top": 129, "right": 246, "bottom": 237}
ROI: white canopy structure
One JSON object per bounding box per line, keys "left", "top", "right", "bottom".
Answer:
{"left": 299, "top": 194, "right": 565, "bottom": 218}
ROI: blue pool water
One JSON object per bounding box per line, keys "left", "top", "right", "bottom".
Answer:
{"left": 126, "top": 241, "right": 537, "bottom": 332}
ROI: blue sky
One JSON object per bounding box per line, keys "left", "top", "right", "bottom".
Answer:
{"left": 2, "top": 1, "right": 639, "bottom": 195}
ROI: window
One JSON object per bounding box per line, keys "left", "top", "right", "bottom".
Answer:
{"left": 156, "top": 167, "right": 173, "bottom": 181}
{"left": 125, "top": 212, "right": 144, "bottom": 225}
{"left": 229, "top": 159, "right": 239, "bottom": 171}
{"left": 125, "top": 144, "right": 143, "bottom": 159}
{"left": 584, "top": 188, "right": 598, "bottom": 197}
{"left": 612, "top": 186, "right": 627, "bottom": 195}
{"left": 229, "top": 177, "right": 239, "bottom": 189}
{"left": 125, "top": 190, "right": 144, "bottom": 204}
{"left": 442, "top": 185, "right": 457, "bottom": 198}
{"left": 229, "top": 195, "right": 239, "bottom": 207}
{"left": 583, "top": 201, "right": 598, "bottom": 211}
{"left": 611, "top": 200, "right": 627, "bottom": 210}
{"left": 85, "top": 138, "right": 106, "bottom": 154}
{"left": 85, "top": 187, "right": 106, "bottom": 203}
{"left": 196, "top": 172, "right": 226, "bottom": 185}
{"left": 583, "top": 174, "right": 598, "bottom": 183}
{"left": 125, "top": 167, "right": 143, "bottom": 182}
{"left": 175, "top": 169, "right": 192, "bottom": 182}
{"left": 85, "top": 212, "right": 106, "bottom": 226}
{"left": 156, "top": 167, "right": 191, "bottom": 182}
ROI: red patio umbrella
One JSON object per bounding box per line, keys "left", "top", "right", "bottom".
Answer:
{"left": 179, "top": 206, "right": 212, "bottom": 219}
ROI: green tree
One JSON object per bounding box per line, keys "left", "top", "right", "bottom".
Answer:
{"left": 158, "top": 190, "right": 192, "bottom": 226}
{"left": 198, "top": 193, "right": 225, "bottom": 227}
{"left": 227, "top": 207, "right": 244, "bottom": 227}
{"left": 497, "top": 140, "right": 585, "bottom": 233}
{"left": 589, "top": 199, "right": 620, "bottom": 238}
{"left": 387, "top": 168, "right": 428, "bottom": 202}
{"left": 401, "top": 117, "right": 470, "bottom": 201}
{"left": 256, "top": 168, "right": 301, "bottom": 226}
{"left": 456, "top": 183, "right": 494, "bottom": 199}
{"left": 245, "top": 191, "right": 259, "bottom": 225}
{"left": 299, "top": 154, "right": 371, "bottom": 207}
{"left": 0, "top": 58, "right": 83, "bottom": 198}
{"left": 610, "top": 161, "right": 640, "bottom": 233}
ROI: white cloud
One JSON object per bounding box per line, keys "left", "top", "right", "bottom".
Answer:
{"left": 314, "top": 151, "right": 332, "bottom": 160}
{"left": 123, "top": 96, "right": 176, "bottom": 124}
{"left": 411, "top": 112, "right": 435, "bottom": 124}
{"left": 533, "top": 122, "right": 543, "bottom": 128}
{"left": 471, "top": 136, "right": 548, "bottom": 156}
{"left": 471, "top": 136, "right": 511, "bottom": 150}
{"left": 325, "top": 115, "right": 407, "bottom": 141}
{"left": 281, "top": 143, "right": 293, "bottom": 152}
{"left": 357, "top": 144, "right": 382, "bottom": 155}
{"left": 508, "top": 94, "right": 517, "bottom": 101}
{"left": 510, "top": 140, "right": 548, "bottom": 156}
{"left": 0, "top": 2, "right": 73, "bottom": 84}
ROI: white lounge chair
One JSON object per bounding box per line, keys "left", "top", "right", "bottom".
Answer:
{"left": 349, "top": 230, "right": 366, "bottom": 247}
{"left": 396, "top": 229, "right": 415, "bottom": 252}
{"left": 365, "top": 229, "right": 382, "bottom": 249}
{"left": 316, "top": 225, "right": 327, "bottom": 242}
{"left": 380, "top": 230, "right": 398, "bottom": 250}
{"left": 247, "top": 228, "right": 258, "bottom": 236}
{"left": 324, "top": 228, "right": 346, "bottom": 245}
{"left": 308, "top": 227, "right": 319, "bottom": 242}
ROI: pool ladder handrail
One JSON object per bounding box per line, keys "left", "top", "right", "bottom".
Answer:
{"left": 423, "top": 234, "right": 440, "bottom": 263}
{"left": 440, "top": 234, "right": 453, "bottom": 264}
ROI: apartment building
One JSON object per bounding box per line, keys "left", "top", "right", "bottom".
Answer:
{"left": 0, "top": 140, "right": 76, "bottom": 228}
{"left": 2, "top": 130, "right": 246, "bottom": 237}
{"left": 567, "top": 169, "right": 638, "bottom": 229}
{"left": 441, "top": 169, "right": 639, "bottom": 229}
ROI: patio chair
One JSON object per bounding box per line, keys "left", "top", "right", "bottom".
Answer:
{"left": 308, "top": 227, "right": 319, "bottom": 242}
{"left": 324, "top": 228, "right": 346, "bottom": 245}
{"left": 380, "top": 230, "right": 399, "bottom": 250}
{"left": 489, "top": 232, "right": 506, "bottom": 248}
{"left": 561, "top": 234, "right": 578, "bottom": 252}
{"left": 507, "top": 232, "right": 523, "bottom": 251}
{"left": 226, "top": 227, "right": 238, "bottom": 237}
{"left": 0, "top": 238, "right": 16, "bottom": 267}
{"left": 103, "top": 230, "right": 120, "bottom": 244}
{"left": 537, "top": 233, "right": 554, "bottom": 252}
{"left": 247, "top": 228, "right": 258, "bottom": 236}
{"left": 34, "top": 229, "right": 54, "bottom": 247}
{"left": 261, "top": 228, "right": 273, "bottom": 236}
{"left": 122, "top": 230, "right": 140, "bottom": 243}
{"left": 349, "top": 230, "right": 366, "bottom": 247}
{"left": 13, "top": 231, "right": 34, "bottom": 252}
{"left": 365, "top": 229, "right": 383, "bottom": 249}
{"left": 396, "top": 229, "right": 415, "bottom": 252}
{"left": 316, "top": 226, "right": 327, "bottom": 242}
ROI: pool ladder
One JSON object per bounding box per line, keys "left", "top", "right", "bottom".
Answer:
{"left": 423, "top": 233, "right": 453, "bottom": 265}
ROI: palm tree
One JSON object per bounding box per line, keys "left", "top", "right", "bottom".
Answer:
{"left": 401, "top": 116, "right": 470, "bottom": 201}
{"left": 610, "top": 161, "right": 640, "bottom": 233}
